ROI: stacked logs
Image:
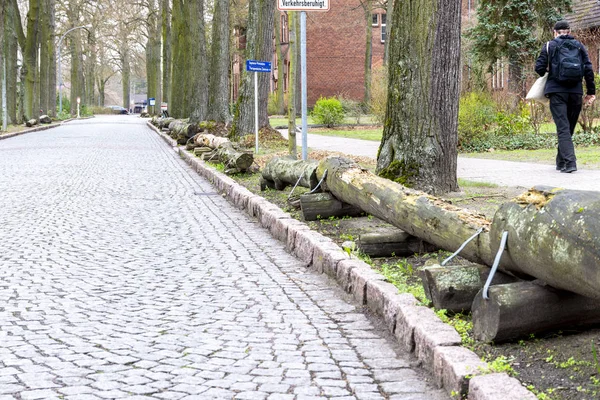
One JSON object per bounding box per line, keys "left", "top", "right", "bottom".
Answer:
{"left": 262, "top": 156, "right": 600, "bottom": 342}
{"left": 194, "top": 134, "right": 254, "bottom": 174}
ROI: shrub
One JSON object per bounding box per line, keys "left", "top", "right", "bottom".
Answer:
{"left": 311, "top": 96, "right": 345, "bottom": 128}
{"left": 458, "top": 92, "right": 496, "bottom": 146}
{"left": 370, "top": 66, "right": 387, "bottom": 124}
{"left": 493, "top": 107, "right": 531, "bottom": 137}
{"left": 337, "top": 95, "right": 363, "bottom": 124}
{"left": 267, "top": 92, "right": 286, "bottom": 116}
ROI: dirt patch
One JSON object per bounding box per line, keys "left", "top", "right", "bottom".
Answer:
{"left": 211, "top": 132, "right": 600, "bottom": 400}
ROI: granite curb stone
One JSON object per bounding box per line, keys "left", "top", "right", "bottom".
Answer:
{"left": 146, "top": 121, "right": 533, "bottom": 400}
{"left": 468, "top": 374, "right": 537, "bottom": 400}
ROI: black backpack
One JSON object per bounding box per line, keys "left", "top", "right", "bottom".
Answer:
{"left": 553, "top": 39, "right": 584, "bottom": 86}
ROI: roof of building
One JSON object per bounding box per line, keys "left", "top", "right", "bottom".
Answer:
{"left": 567, "top": 0, "right": 600, "bottom": 31}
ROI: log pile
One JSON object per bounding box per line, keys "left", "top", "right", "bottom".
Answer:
{"left": 300, "top": 193, "right": 363, "bottom": 221}
{"left": 193, "top": 133, "right": 254, "bottom": 174}
{"left": 169, "top": 120, "right": 199, "bottom": 145}
{"left": 357, "top": 231, "right": 437, "bottom": 258}
{"left": 26, "top": 119, "right": 38, "bottom": 127}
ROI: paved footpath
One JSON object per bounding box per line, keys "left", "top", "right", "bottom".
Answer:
{"left": 280, "top": 129, "right": 600, "bottom": 192}
{"left": 0, "top": 116, "right": 447, "bottom": 400}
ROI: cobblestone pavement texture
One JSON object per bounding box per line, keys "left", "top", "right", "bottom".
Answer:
{"left": 278, "top": 129, "right": 600, "bottom": 191}
{"left": 0, "top": 116, "right": 448, "bottom": 400}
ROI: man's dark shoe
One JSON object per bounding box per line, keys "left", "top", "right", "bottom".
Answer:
{"left": 556, "top": 164, "right": 564, "bottom": 171}
{"left": 561, "top": 166, "right": 577, "bottom": 173}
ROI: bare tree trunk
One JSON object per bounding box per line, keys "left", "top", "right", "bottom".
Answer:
{"left": 161, "top": 0, "right": 171, "bottom": 106}
{"left": 121, "top": 50, "right": 130, "bottom": 110}
{"left": 207, "top": 0, "right": 231, "bottom": 123}
{"left": 6, "top": 1, "right": 18, "bottom": 123}
{"left": 230, "top": 0, "right": 275, "bottom": 139}
{"left": 0, "top": 0, "right": 4, "bottom": 127}
{"left": 376, "top": 0, "right": 461, "bottom": 195}
{"left": 287, "top": 11, "right": 297, "bottom": 157}
{"left": 384, "top": 0, "right": 393, "bottom": 66}
{"left": 274, "top": 9, "right": 285, "bottom": 115}
{"left": 189, "top": 0, "right": 208, "bottom": 123}
{"left": 170, "top": 0, "right": 185, "bottom": 118}
{"left": 47, "top": 0, "right": 56, "bottom": 117}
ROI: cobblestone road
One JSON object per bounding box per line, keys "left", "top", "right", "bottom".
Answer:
{"left": 0, "top": 116, "right": 448, "bottom": 400}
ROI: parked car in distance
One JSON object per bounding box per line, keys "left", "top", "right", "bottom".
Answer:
{"left": 108, "top": 105, "right": 129, "bottom": 115}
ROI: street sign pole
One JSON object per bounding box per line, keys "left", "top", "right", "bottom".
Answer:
{"left": 277, "top": 1, "right": 329, "bottom": 161}
{"left": 254, "top": 72, "right": 259, "bottom": 154}
{"left": 246, "top": 60, "right": 272, "bottom": 154}
{"left": 301, "top": 11, "right": 308, "bottom": 161}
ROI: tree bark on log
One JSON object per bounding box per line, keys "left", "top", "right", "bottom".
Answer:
{"left": 262, "top": 157, "right": 319, "bottom": 191}
{"left": 357, "top": 231, "right": 437, "bottom": 258}
{"left": 195, "top": 133, "right": 230, "bottom": 149}
{"left": 472, "top": 281, "right": 600, "bottom": 343}
{"left": 316, "top": 157, "right": 504, "bottom": 268}
{"left": 157, "top": 117, "right": 174, "bottom": 129}
{"left": 217, "top": 143, "right": 253, "bottom": 171}
{"left": 169, "top": 120, "right": 198, "bottom": 144}
{"left": 422, "top": 264, "right": 519, "bottom": 313}
{"left": 300, "top": 193, "right": 363, "bottom": 221}
{"left": 491, "top": 186, "right": 600, "bottom": 299}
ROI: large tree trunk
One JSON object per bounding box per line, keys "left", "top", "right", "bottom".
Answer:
{"left": 170, "top": 0, "right": 186, "bottom": 118}
{"left": 262, "top": 157, "right": 319, "bottom": 191}
{"left": 376, "top": 0, "right": 461, "bottom": 194}
{"left": 161, "top": 0, "right": 171, "bottom": 106}
{"left": 207, "top": 0, "right": 230, "bottom": 123}
{"left": 0, "top": 0, "right": 4, "bottom": 128}
{"left": 383, "top": 0, "right": 393, "bottom": 65}
{"left": 24, "top": 0, "right": 40, "bottom": 120}
{"left": 46, "top": 0, "right": 56, "bottom": 117}
{"left": 491, "top": 186, "right": 600, "bottom": 299}
{"left": 230, "top": 0, "right": 275, "bottom": 139}
{"left": 287, "top": 11, "right": 297, "bottom": 157}
{"left": 317, "top": 156, "right": 511, "bottom": 268}
{"left": 121, "top": 50, "right": 130, "bottom": 110}
{"left": 6, "top": 0, "right": 18, "bottom": 123}
{"left": 39, "top": 0, "right": 48, "bottom": 115}
{"left": 188, "top": 0, "right": 208, "bottom": 123}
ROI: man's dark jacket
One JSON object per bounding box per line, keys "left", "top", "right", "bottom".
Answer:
{"left": 535, "top": 35, "right": 596, "bottom": 96}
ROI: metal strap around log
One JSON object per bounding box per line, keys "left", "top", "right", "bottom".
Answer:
{"left": 288, "top": 165, "right": 311, "bottom": 199}
{"left": 482, "top": 231, "right": 509, "bottom": 300}
{"left": 309, "top": 169, "right": 327, "bottom": 194}
{"left": 441, "top": 227, "right": 484, "bottom": 266}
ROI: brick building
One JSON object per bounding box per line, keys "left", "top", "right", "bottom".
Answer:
{"left": 231, "top": 1, "right": 387, "bottom": 107}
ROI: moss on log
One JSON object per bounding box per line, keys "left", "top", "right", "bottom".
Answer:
{"left": 217, "top": 143, "right": 253, "bottom": 171}
{"left": 316, "top": 157, "right": 508, "bottom": 268}
{"left": 422, "top": 264, "right": 519, "bottom": 313}
{"left": 472, "top": 281, "right": 600, "bottom": 343}
{"left": 262, "top": 158, "right": 319, "bottom": 191}
{"left": 491, "top": 186, "right": 600, "bottom": 299}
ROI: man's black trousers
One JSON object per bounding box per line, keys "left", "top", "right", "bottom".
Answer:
{"left": 549, "top": 92, "right": 582, "bottom": 168}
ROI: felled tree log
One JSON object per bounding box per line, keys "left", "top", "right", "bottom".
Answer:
{"left": 39, "top": 115, "right": 52, "bottom": 124}
{"left": 195, "top": 134, "right": 229, "bottom": 149}
{"left": 472, "top": 281, "right": 600, "bottom": 343}
{"left": 26, "top": 119, "right": 38, "bottom": 127}
{"left": 217, "top": 143, "right": 253, "bottom": 171}
{"left": 157, "top": 117, "right": 174, "bottom": 129}
{"left": 300, "top": 193, "right": 363, "bottom": 221}
{"left": 262, "top": 158, "right": 319, "bottom": 191}
{"left": 491, "top": 186, "right": 600, "bottom": 299}
{"left": 357, "top": 231, "right": 437, "bottom": 257}
{"left": 422, "top": 264, "right": 519, "bottom": 313}
{"left": 170, "top": 120, "right": 199, "bottom": 145}
{"left": 316, "top": 157, "right": 507, "bottom": 268}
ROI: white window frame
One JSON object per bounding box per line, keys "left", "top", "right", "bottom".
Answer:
{"left": 372, "top": 13, "right": 379, "bottom": 26}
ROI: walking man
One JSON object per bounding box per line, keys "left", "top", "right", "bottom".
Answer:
{"left": 535, "top": 20, "right": 595, "bottom": 173}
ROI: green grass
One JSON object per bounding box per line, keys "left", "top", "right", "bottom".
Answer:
{"left": 310, "top": 128, "right": 383, "bottom": 141}
{"left": 457, "top": 178, "right": 498, "bottom": 188}
{"left": 462, "top": 146, "right": 600, "bottom": 169}
{"left": 269, "top": 115, "right": 379, "bottom": 128}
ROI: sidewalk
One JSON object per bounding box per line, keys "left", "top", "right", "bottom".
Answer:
{"left": 279, "top": 129, "right": 600, "bottom": 192}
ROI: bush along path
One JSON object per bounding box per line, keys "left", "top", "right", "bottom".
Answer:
{"left": 147, "top": 118, "right": 551, "bottom": 400}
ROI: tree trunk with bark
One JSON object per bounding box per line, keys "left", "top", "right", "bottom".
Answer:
{"left": 161, "top": 0, "right": 171, "bottom": 106}
{"left": 300, "top": 193, "right": 363, "bottom": 221}
{"left": 207, "top": 0, "right": 230, "bottom": 123}
{"left": 376, "top": 0, "right": 461, "bottom": 194}
{"left": 46, "top": 0, "right": 56, "bottom": 117}
{"left": 261, "top": 157, "right": 319, "bottom": 191}
{"left": 188, "top": 0, "right": 208, "bottom": 123}
{"left": 5, "top": 0, "right": 18, "bottom": 123}
{"left": 287, "top": 11, "right": 297, "bottom": 157}
{"left": 0, "top": 0, "right": 4, "bottom": 127}
{"left": 170, "top": 0, "right": 186, "bottom": 118}
{"left": 121, "top": 50, "right": 130, "bottom": 110}
{"left": 384, "top": 0, "right": 393, "bottom": 65}
{"left": 230, "top": 0, "right": 275, "bottom": 139}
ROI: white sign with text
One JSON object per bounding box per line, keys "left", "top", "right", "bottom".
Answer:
{"left": 278, "top": 0, "right": 329, "bottom": 11}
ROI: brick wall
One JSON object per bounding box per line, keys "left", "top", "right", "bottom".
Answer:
{"left": 306, "top": 0, "right": 386, "bottom": 105}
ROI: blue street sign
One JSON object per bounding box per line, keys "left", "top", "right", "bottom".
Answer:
{"left": 246, "top": 60, "right": 272, "bottom": 73}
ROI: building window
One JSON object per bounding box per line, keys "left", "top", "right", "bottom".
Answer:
{"left": 492, "top": 60, "right": 505, "bottom": 90}
{"left": 381, "top": 14, "right": 387, "bottom": 43}
{"left": 372, "top": 13, "right": 379, "bottom": 26}
{"left": 381, "top": 13, "right": 386, "bottom": 25}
